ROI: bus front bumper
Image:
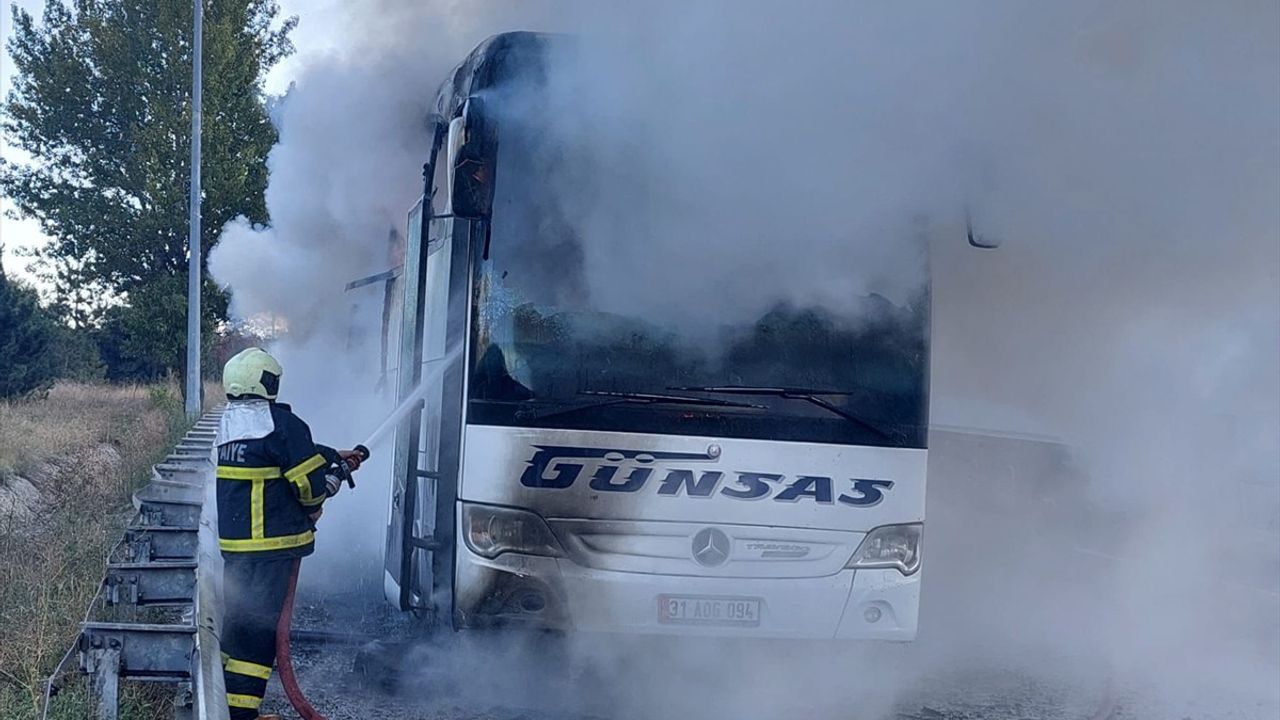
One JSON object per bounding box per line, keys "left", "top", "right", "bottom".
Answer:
{"left": 453, "top": 547, "right": 919, "bottom": 641}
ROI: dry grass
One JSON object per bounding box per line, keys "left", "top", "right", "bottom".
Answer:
{"left": 0, "top": 383, "right": 189, "bottom": 720}
{"left": 0, "top": 383, "right": 172, "bottom": 486}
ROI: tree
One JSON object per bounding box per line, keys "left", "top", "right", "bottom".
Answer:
{"left": 0, "top": 251, "right": 57, "bottom": 398}
{"left": 109, "top": 272, "right": 223, "bottom": 380}
{"left": 0, "top": 0, "right": 295, "bottom": 379}
{"left": 48, "top": 322, "right": 107, "bottom": 381}
{"left": 95, "top": 304, "right": 170, "bottom": 382}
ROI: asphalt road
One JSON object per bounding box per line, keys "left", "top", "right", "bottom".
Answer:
{"left": 259, "top": 587, "right": 1123, "bottom": 720}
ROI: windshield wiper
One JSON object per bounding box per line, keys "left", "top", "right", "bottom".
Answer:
{"left": 522, "top": 390, "right": 765, "bottom": 422}
{"left": 668, "top": 385, "right": 899, "bottom": 442}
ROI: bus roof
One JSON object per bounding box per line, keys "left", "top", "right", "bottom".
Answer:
{"left": 432, "top": 31, "right": 565, "bottom": 124}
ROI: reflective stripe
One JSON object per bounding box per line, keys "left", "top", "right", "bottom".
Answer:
{"left": 284, "top": 454, "right": 327, "bottom": 507}
{"left": 227, "top": 693, "right": 263, "bottom": 709}
{"left": 219, "top": 530, "right": 314, "bottom": 553}
{"left": 285, "top": 454, "right": 326, "bottom": 480}
{"left": 217, "top": 465, "right": 282, "bottom": 480}
{"left": 224, "top": 657, "right": 272, "bottom": 680}
{"left": 298, "top": 493, "right": 326, "bottom": 508}
{"left": 250, "top": 479, "right": 265, "bottom": 539}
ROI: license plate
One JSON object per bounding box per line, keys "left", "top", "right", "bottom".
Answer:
{"left": 658, "top": 595, "right": 762, "bottom": 627}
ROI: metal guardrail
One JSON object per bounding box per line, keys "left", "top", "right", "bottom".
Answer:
{"left": 41, "top": 406, "right": 229, "bottom": 720}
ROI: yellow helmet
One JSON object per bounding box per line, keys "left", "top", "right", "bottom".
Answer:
{"left": 222, "top": 347, "right": 283, "bottom": 400}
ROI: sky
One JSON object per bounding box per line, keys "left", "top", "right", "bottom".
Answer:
{"left": 0, "top": 0, "right": 343, "bottom": 285}
{"left": 0, "top": 0, "right": 45, "bottom": 282}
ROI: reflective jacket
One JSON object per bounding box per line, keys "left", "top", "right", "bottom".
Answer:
{"left": 215, "top": 401, "right": 339, "bottom": 559}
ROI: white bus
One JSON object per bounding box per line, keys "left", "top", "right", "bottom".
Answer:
{"left": 382, "top": 32, "right": 976, "bottom": 641}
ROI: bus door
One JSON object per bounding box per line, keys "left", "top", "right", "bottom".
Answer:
{"left": 386, "top": 126, "right": 471, "bottom": 622}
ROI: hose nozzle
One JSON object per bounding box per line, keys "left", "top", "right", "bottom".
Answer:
{"left": 333, "top": 445, "right": 371, "bottom": 491}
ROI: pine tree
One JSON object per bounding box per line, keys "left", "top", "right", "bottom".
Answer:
{"left": 0, "top": 251, "right": 57, "bottom": 398}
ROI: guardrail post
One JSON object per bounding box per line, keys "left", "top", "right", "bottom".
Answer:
{"left": 85, "top": 643, "right": 120, "bottom": 720}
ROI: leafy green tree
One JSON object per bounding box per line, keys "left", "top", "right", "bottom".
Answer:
{"left": 0, "top": 0, "right": 295, "bottom": 382}
{"left": 0, "top": 252, "right": 57, "bottom": 397}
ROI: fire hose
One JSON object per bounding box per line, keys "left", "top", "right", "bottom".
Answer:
{"left": 273, "top": 445, "right": 369, "bottom": 720}
{"left": 276, "top": 558, "right": 323, "bottom": 720}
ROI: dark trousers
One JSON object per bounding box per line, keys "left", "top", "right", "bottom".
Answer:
{"left": 221, "top": 557, "right": 295, "bottom": 719}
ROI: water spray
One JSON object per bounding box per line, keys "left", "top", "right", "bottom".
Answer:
{"left": 272, "top": 350, "right": 461, "bottom": 717}
{"left": 360, "top": 346, "right": 464, "bottom": 450}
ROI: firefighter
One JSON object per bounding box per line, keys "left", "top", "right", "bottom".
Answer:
{"left": 214, "top": 347, "right": 363, "bottom": 719}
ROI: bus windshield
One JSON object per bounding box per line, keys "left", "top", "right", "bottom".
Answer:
{"left": 464, "top": 64, "right": 928, "bottom": 449}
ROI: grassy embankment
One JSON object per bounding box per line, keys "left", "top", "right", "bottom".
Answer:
{"left": 0, "top": 383, "right": 192, "bottom": 720}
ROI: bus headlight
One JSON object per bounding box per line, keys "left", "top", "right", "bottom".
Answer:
{"left": 846, "top": 523, "right": 922, "bottom": 575}
{"left": 462, "top": 502, "right": 565, "bottom": 559}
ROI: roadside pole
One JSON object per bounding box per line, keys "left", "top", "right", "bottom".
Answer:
{"left": 185, "top": 0, "right": 203, "bottom": 420}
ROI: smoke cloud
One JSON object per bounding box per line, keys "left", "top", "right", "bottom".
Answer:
{"left": 210, "top": 1, "right": 1279, "bottom": 717}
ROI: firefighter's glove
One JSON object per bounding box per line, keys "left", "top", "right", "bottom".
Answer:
{"left": 324, "top": 472, "right": 343, "bottom": 498}
{"left": 338, "top": 449, "right": 364, "bottom": 471}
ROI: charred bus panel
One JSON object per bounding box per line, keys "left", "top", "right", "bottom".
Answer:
{"left": 385, "top": 33, "right": 555, "bottom": 619}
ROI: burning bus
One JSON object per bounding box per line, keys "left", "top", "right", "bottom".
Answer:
{"left": 381, "top": 31, "right": 989, "bottom": 641}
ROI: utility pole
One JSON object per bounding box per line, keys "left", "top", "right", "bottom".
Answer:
{"left": 185, "top": 0, "right": 203, "bottom": 420}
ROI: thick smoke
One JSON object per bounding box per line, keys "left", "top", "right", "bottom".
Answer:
{"left": 211, "top": 1, "right": 1279, "bottom": 717}
{"left": 208, "top": 1, "right": 563, "bottom": 580}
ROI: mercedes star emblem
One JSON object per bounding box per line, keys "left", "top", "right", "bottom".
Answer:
{"left": 691, "top": 527, "right": 731, "bottom": 567}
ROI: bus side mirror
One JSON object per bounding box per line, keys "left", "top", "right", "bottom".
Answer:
{"left": 450, "top": 96, "right": 499, "bottom": 220}
{"left": 965, "top": 208, "right": 1001, "bottom": 249}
